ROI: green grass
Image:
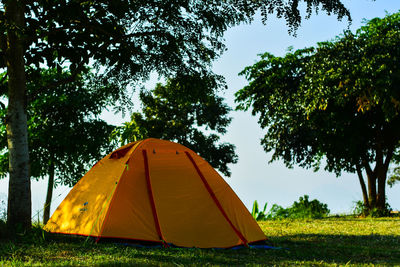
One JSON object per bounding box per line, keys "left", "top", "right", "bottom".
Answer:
{"left": 1, "top": 217, "right": 399, "bottom": 266}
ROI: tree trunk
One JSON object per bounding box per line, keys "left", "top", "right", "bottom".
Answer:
{"left": 360, "top": 144, "right": 393, "bottom": 215}
{"left": 356, "top": 164, "right": 369, "bottom": 209}
{"left": 43, "top": 160, "right": 55, "bottom": 224}
{"left": 364, "top": 163, "right": 377, "bottom": 209}
{"left": 376, "top": 174, "right": 386, "bottom": 210}
{"left": 4, "top": 0, "right": 31, "bottom": 231}
{"left": 376, "top": 149, "right": 392, "bottom": 211}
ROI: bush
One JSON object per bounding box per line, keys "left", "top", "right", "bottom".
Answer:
{"left": 352, "top": 200, "right": 365, "bottom": 216}
{"left": 352, "top": 200, "right": 392, "bottom": 217}
{"left": 266, "top": 204, "right": 290, "bottom": 219}
{"left": 266, "top": 195, "right": 330, "bottom": 219}
{"left": 290, "top": 195, "right": 330, "bottom": 218}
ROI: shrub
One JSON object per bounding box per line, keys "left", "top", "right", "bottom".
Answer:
{"left": 251, "top": 200, "right": 268, "bottom": 221}
{"left": 352, "top": 200, "right": 365, "bottom": 216}
{"left": 266, "top": 195, "right": 330, "bottom": 219}
{"left": 352, "top": 200, "right": 392, "bottom": 217}
{"left": 266, "top": 204, "right": 290, "bottom": 219}
{"left": 290, "top": 195, "right": 330, "bottom": 219}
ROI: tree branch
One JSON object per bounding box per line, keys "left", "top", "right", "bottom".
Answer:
{"left": 362, "top": 156, "right": 375, "bottom": 180}
{"left": 27, "top": 61, "right": 86, "bottom": 102}
{"left": 26, "top": 15, "right": 166, "bottom": 51}
{"left": 356, "top": 163, "right": 370, "bottom": 208}
{"left": 383, "top": 147, "right": 394, "bottom": 173}
{"left": 26, "top": 28, "right": 119, "bottom": 103}
{"left": 374, "top": 140, "right": 384, "bottom": 174}
{"left": 0, "top": 31, "right": 7, "bottom": 64}
{"left": 0, "top": 71, "right": 7, "bottom": 84}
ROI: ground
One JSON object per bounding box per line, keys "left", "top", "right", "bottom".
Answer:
{"left": 0, "top": 217, "right": 399, "bottom": 266}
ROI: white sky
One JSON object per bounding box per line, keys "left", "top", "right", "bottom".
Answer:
{"left": 1, "top": 0, "right": 400, "bottom": 220}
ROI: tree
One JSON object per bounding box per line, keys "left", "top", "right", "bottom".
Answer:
{"left": 112, "top": 74, "right": 238, "bottom": 177}
{"left": 0, "top": 68, "right": 117, "bottom": 224}
{"left": 0, "top": 0, "right": 350, "bottom": 230}
{"left": 235, "top": 12, "right": 400, "bottom": 215}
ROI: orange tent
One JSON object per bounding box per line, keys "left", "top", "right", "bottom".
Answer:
{"left": 44, "top": 138, "right": 266, "bottom": 248}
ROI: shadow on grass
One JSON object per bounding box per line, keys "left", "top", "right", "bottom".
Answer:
{"left": 92, "top": 233, "right": 400, "bottom": 265}
{"left": 1, "top": 233, "right": 400, "bottom": 265}
{"left": 267, "top": 233, "right": 400, "bottom": 265}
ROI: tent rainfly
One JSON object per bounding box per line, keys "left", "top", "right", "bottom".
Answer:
{"left": 44, "top": 138, "right": 266, "bottom": 248}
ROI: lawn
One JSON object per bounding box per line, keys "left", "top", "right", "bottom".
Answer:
{"left": 0, "top": 217, "right": 399, "bottom": 266}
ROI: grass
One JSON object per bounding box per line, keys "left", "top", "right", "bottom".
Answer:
{"left": 0, "top": 217, "right": 399, "bottom": 266}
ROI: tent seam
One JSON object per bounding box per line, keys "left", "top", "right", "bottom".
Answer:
{"left": 95, "top": 141, "right": 143, "bottom": 241}
{"left": 184, "top": 151, "right": 249, "bottom": 247}
{"left": 142, "top": 149, "right": 169, "bottom": 247}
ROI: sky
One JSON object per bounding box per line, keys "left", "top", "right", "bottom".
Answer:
{"left": 1, "top": 0, "right": 400, "bottom": 220}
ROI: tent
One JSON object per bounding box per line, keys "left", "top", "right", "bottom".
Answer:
{"left": 44, "top": 138, "right": 266, "bottom": 248}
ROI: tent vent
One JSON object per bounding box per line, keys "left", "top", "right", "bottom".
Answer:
{"left": 110, "top": 144, "right": 135, "bottom": 159}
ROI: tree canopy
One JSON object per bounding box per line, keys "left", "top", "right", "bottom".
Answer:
{"left": 0, "top": 0, "right": 350, "bottom": 229}
{"left": 236, "top": 12, "right": 400, "bottom": 214}
{"left": 0, "top": 68, "right": 117, "bottom": 223}
{"left": 0, "top": 0, "right": 351, "bottom": 84}
{"left": 112, "top": 74, "right": 238, "bottom": 177}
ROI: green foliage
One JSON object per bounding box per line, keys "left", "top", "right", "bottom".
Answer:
{"left": 352, "top": 200, "right": 365, "bottom": 216}
{"left": 251, "top": 200, "right": 268, "bottom": 221}
{"left": 0, "top": 1, "right": 350, "bottom": 95}
{"left": 0, "top": 68, "right": 116, "bottom": 185}
{"left": 290, "top": 195, "right": 330, "bottom": 218}
{"left": 353, "top": 200, "right": 392, "bottom": 217}
{"left": 0, "top": 220, "right": 50, "bottom": 243}
{"left": 236, "top": 12, "right": 400, "bottom": 212}
{"left": 112, "top": 74, "right": 237, "bottom": 176}
{"left": 266, "top": 195, "right": 330, "bottom": 219}
{"left": 388, "top": 166, "right": 400, "bottom": 188}
{"left": 236, "top": 12, "right": 400, "bottom": 174}
{"left": 0, "top": 0, "right": 351, "bottom": 229}
{"left": 267, "top": 204, "right": 291, "bottom": 219}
